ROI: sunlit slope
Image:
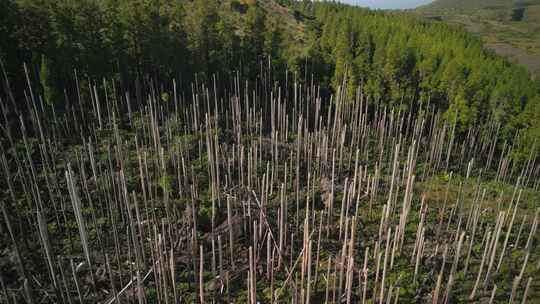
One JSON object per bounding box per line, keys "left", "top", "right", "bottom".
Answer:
{"left": 417, "top": 0, "right": 540, "bottom": 78}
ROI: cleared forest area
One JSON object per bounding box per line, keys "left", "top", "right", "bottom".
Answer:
{"left": 0, "top": 65, "right": 538, "bottom": 302}
{"left": 1, "top": 1, "right": 539, "bottom": 303}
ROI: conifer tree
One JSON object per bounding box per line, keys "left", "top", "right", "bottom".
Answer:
{"left": 40, "top": 54, "right": 56, "bottom": 106}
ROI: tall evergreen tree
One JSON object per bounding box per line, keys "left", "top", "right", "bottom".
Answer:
{"left": 39, "top": 54, "right": 56, "bottom": 106}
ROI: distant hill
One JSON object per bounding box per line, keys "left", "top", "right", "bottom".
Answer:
{"left": 419, "top": 0, "right": 540, "bottom": 21}
{"left": 420, "top": 0, "right": 512, "bottom": 11}
{"left": 420, "top": 0, "right": 540, "bottom": 10}
{"left": 417, "top": 0, "right": 540, "bottom": 78}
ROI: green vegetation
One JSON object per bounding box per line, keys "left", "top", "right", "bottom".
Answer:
{"left": 0, "top": 1, "right": 539, "bottom": 303}
{"left": 1, "top": 62, "right": 538, "bottom": 302}
{"left": 300, "top": 2, "right": 539, "bottom": 135}
{"left": 421, "top": 0, "right": 512, "bottom": 10}
{"left": 2, "top": 0, "right": 540, "bottom": 157}
{"left": 418, "top": 0, "right": 540, "bottom": 77}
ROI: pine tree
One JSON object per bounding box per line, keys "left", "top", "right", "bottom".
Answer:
{"left": 243, "top": 4, "right": 266, "bottom": 77}
{"left": 40, "top": 54, "right": 56, "bottom": 106}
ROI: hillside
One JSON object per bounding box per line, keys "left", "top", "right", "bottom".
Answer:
{"left": 422, "top": 0, "right": 512, "bottom": 11}
{"left": 418, "top": 0, "right": 540, "bottom": 77}
{"left": 1, "top": 1, "right": 539, "bottom": 303}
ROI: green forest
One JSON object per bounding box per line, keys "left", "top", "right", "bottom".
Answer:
{"left": 1, "top": 0, "right": 540, "bottom": 154}
{"left": 1, "top": 0, "right": 539, "bottom": 303}
{"left": 418, "top": 0, "right": 540, "bottom": 79}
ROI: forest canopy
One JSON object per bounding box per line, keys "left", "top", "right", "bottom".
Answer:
{"left": 1, "top": 0, "right": 539, "bottom": 158}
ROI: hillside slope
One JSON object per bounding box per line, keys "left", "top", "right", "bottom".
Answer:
{"left": 417, "top": 0, "right": 540, "bottom": 77}
{"left": 422, "top": 0, "right": 512, "bottom": 11}
{"left": 1, "top": 1, "right": 540, "bottom": 303}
